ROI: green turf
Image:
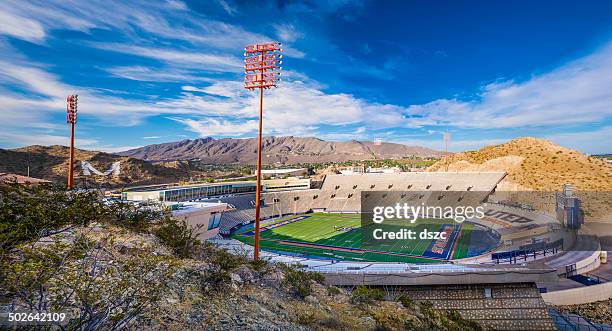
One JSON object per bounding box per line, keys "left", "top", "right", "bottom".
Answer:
{"left": 231, "top": 212, "right": 472, "bottom": 263}
{"left": 451, "top": 222, "right": 473, "bottom": 260}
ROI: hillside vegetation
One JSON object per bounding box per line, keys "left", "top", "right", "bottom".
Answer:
{"left": 428, "top": 137, "right": 612, "bottom": 191}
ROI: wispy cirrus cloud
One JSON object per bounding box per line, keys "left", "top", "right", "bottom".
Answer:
{"left": 168, "top": 117, "right": 258, "bottom": 136}
{"left": 0, "top": 8, "right": 45, "bottom": 42}
{"left": 90, "top": 43, "right": 243, "bottom": 71}
{"left": 0, "top": 131, "right": 99, "bottom": 148}
{"left": 217, "top": 0, "right": 238, "bottom": 16}
{"left": 105, "top": 66, "right": 215, "bottom": 83}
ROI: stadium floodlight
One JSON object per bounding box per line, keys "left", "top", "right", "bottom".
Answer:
{"left": 66, "top": 94, "right": 78, "bottom": 189}
{"left": 444, "top": 132, "right": 451, "bottom": 172}
{"left": 244, "top": 42, "right": 282, "bottom": 260}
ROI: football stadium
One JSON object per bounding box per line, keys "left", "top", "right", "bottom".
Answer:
{"left": 197, "top": 171, "right": 609, "bottom": 330}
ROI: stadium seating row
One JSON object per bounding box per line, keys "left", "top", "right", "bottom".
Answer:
{"left": 321, "top": 172, "right": 505, "bottom": 192}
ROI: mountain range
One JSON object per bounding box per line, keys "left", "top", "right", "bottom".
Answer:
{"left": 116, "top": 136, "right": 443, "bottom": 164}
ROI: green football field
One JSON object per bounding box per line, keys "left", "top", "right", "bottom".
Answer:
{"left": 231, "top": 212, "right": 475, "bottom": 263}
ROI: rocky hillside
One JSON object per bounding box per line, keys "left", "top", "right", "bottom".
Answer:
{"left": 428, "top": 137, "right": 612, "bottom": 191}
{"left": 428, "top": 138, "right": 612, "bottom": 222}
{"left": 0, "top": 145, "right": 202, "bottom": 186}
{"left": 116, "top": 136, "right": 443, "bottom": 164}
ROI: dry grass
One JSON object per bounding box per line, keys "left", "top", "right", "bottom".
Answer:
{"left": 428, "top": 137, "right": 612, "bottom": 192}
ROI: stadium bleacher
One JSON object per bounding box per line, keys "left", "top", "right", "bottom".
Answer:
{"left": 217, "top": 172, "right": 507, "bottom": 232}
{"left": 492, "top": 239, "right": 564, "bottom": 263}
{"left": 321, "top": 172, "right": 506, "bottom": 192}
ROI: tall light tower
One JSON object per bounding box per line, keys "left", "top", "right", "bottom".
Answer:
{"left": 244, "top": 42, "right": 282, "bottom": 260}
{"left": 443, "top": 132, "right": 450, "bottom": 172}
{"left": 66, "top": 94, "right": 78, "bottom": 189}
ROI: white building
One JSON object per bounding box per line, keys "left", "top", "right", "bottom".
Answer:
{"left": 169, "top": 201, "right": 228, "bottom": 240}
{"left": 366, "top": 166, "right": 402, "bottom": 174}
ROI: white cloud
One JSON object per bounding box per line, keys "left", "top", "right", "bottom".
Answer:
{"left": 91, "top": 43, "right": 242, "bottom": 71}
{"left": 0, "top": 0, "right": 305, "bottom": 58}
{"left": 106, "top": 66, "right": 214, "bottom": 83}
{"left": 169, "top": 117, "right": 259, "bottom": 136}
{"left": 0, "top": 60, "right": 218, "bottom": 132}
{"left": 0, "top": 8, "right": 45, "bottom": 42}
{"left": 218, "top": 0, "right": 237, "bottom": 15}
{"left": 97, "top": 145, "right": 144, "bottom": 153}
{"left": 274, "top": 23, "right": 302, "bottom": 43}
{"left": 390, "top": 126, "right": 612, "bottom": 154}
{"left": 165, "top": 0, "right": 187, "bottom": 10}
{"left": 544, "top": 126, "right": 612, "bottom": 155}
{"left": 408, "top": 44, "right": 612, "bottom": 129}
{"left": 0, "top": 131, "right": 99, "bottom": 148}
{"left": 167, "top": 78, "right": 419, "bottom": 138}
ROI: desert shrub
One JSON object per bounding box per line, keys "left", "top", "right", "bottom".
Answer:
{"left": 282, "top": 266, "right": 323, "bottom": 298}
{"left": 3, "top": 234, "right": 178, "bottom": 330}
{"left": 326, "top": 285, "right": 341, "bottom": 296}
{"left": 442, "top": 309, "right": 483, "bottom": 330}
{"left": 418, "top": 301, "right": 483, "bottom": 331}
{"left": 319, "top": 316, "right": 344, "bottom": 329}
{"left": 350, "top": 285, "right": 384, "bottom": 304}
{"left": 209, "top": 247, "right": 247, "bottom": 271}
{"left": 107, "top": 200, "right": 165, "bottom": 232}
{"left": 396, "top": 293, "right": 414, "bottom": 308}
{"left": 201, "top": 267, "right": 232, "bottom": 291}
{"left": 0, "top": 184, "right": 175, "bottom": 256}
{"left": 308, "top": 270, "right": 325, "bottom": 284}
{"left": 154, "top": 217, "right": 201, "bottom": 258}
{"left": 0, "top": 184, "right": 104, "bottom": 255}
{"left": 249, "top": 256, "right": 271, "bottom": 274}
{"left": 372, "top": 309, "right": 405, "bottom": 330}
{"left": 198, "top": 247, "right": 249, "bottom": 292}
{"left": 296, "top": 311, "right": 317, "bottom": 325}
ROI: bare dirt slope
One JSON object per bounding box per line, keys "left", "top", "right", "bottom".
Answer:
{"left": 428, "top": 138, "right": 612, "bottom": 222}
{"left": 428, "top": 137, "right": 611, "bottom": 191}
{"left": 117, "top": 136, "right": 444, "bottom": 164}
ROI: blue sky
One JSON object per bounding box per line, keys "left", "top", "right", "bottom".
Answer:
{"left": 0, "top": 0, "right": 611, "bottom": 153}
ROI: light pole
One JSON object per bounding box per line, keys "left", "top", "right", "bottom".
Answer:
{"left": 444, "top": 132, "right": 450, "bottom": 172}
{"left": 66, "top": 94, "right": 78, "bottom": 189}
{"left": 244, "top": 42, "right": 282, "bottom": 260}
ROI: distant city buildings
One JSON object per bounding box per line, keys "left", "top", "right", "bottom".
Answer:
{"left": 337, "top": 165, "right": 365, "bottom": 175}
{"left": 259, "top": 168, "right": 308, "bottom": 179}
